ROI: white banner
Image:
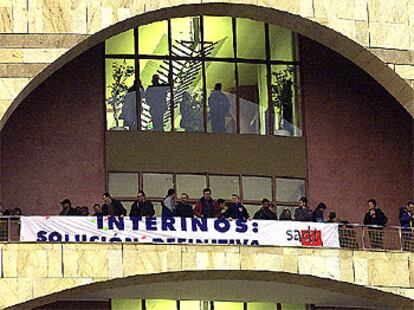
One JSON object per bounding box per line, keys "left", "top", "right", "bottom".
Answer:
{"left": 20, "top": 216, "right": 340, "bottom": 248}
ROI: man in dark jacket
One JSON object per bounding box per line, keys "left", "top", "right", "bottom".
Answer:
{"left": 363, "top": 199, "right": 387, "bottom": 249}
{"left": 101, "top": 192, "right": 126, "bottom": 216}
{"left": 59, "top": 199, "right": 78, "bottom": 216}
{"left": 175, "top": 193, "right": 194, "bottom": 218}
{"left": 223, "top": 194, "right": 250, "bottom": 220}
{"left": 399, "top": 201, "right": 414, "bottom": 251}
{"left": 312, "top": 203, "right": 327, "bottom": 222}
{"left": 253, "top": 198, "right": 270, "bottom": 219}
{"left": 294, "top": 197, "right": 312, "bottom": 221}
{"left": 208, "top": 83, "right": 230, "bottom": 133}
{"left": 194, "top": 188, "right": 220, "bottom": 218}
{"left": 129, "top": 191, "right": 155, "bottom": 217}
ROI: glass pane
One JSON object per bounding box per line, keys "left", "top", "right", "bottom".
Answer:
{"left": 238, "top": 63, "right": 269, "bottom": 135}
{"left": 153, "top": 201, "right": 162, "bottom": 217}
{"left": 176, "top": 174, "right": 207, "bottom": 199}
{"left": 180, "top": 301, "right": 203, "bottom": 310}
{"left": 171, "top": 17, "right": 202, "bottom": 57}
{"left": 204, "top": 16, "right": 234, "bottom": 58}
{"left": 142, "top": 173, "right": 174, "bottom": 198}
{"left": 140, "top": 59, "right": 171, "bottom": 131}
{"left": 121, "top": 201, "right": 134, "bottom": 215}
{"left": 139, "top": 21, "right": 168, "bottom": 56}
{"left": 105, "top": 29, "right": 134, "bottom": 55}
{"left": 269, "top": 24, "right": 294, "bottom": 61}
{"left": 242, "top": 176, "right": 272, "bottom": 201}
{"left": 248, "top": 302, "right": 276, "bottom": 310}
{"left": 146, "top": 299, "right": 176, "bottom": 310}
{"left": 276, "top": 178, "right": 305, "bottom": 202}
{"left": 214, "top": 302, "right": 244, "bottom": 310}
{"left": 205, "top": 62, "right": 236, "bottom": 133}
{"left": 111, "top": 299, "right": 142, "bottom": 310}
{"left": 209, "top": 175, "right": 239, "bottom": 199}
{"left": 172, "top": 59, "right": 204, "bottom": 132}
{"left": 245, "top": 204, "right": 262, "bottom": 219}
{"left": 277, "top": 205, "right": 296, "bottom": 220}
{"left": 271, "top": 65, "right": 302, "bottom": 137}
{"left": 237, "top": 18, "right": 265, "bottom": 59}
{"left": 108, "top": 173, "right": 139, "bottom": 197}
{"left": 105, "top": 59, "right": 135, "bottom": 130}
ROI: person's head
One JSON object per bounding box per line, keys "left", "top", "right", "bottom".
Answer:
{"left": 60, "top": 198, "right": 72, "bottom": 209}
{"left": 261, "top": 198, "right": 270, "bottom": 208}
{"left": 217, "top": 198, "right": 226, "bottom": 208}
{"left": 203, "top": 188, "right": 212, "bottom": 199}
{"left": 367, "top": 199, "right": 377, "bottom": 209}
{"left": 75, "top": 206, "right": 82, "bottom": 214}
{"left": 328, "top": 211, "right": 337, "bottom": 221}
{"left": 93, "top": 203, "right": 101, "bottom": 213}
{"left": 167, "top": 188, "right": 176, "bottom": 198}
{"left": 268, "top": 203, "right": 277, "bottom": 213}
{"left": 407, "top": 200, "right": 414, "bottom": 212}
{"left": 102, "top": 192, "right": 111, "bottom": 204}
{"left": 299, "top": 197, "right": 308, "bottom": 208}
{"left": 317, "top": 202, "right": 327, "bottom": 210}
{"left": 152, "top": 74, "right": 160, "bottom": 85}
{"left": 281, "top": 208, "right": 292, "bottom": 219}
{"left": 181, "top": 193, "right": 189, "bottom": 203}
{"left": 214, "top": 83, "right": 222, "bottom": 91}
{"left": 232, "top": 194, "right": 240, "bottom": 203}
{"left": 137, "top": 191, "right": 146, "bottom": 202}
{"left": 81, "top": 206, "right": 89, "bottom": 216}
{"left": 3, "top": 209, "right": 12, "bottom": 216}
{"left": 13, "top": 208, "right": 22, "bottom": 215}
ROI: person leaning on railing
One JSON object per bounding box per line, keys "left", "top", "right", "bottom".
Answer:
{"left": 399, "top": 200, "right": 414, "bottom": 251}
{"left": 294, "top": 197, "right": 312, "bottom": 221}
{"left": 363, "top": 199, "right": 388, "bottom": 249}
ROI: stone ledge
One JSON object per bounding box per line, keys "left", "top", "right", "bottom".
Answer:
{"left": 0, "top": 34, "right": 89, "bottom": 48}
{"left": 0, "top": 63, "right": 47, "bottom": 78}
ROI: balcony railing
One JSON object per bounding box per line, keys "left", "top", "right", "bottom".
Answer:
{"left": 1, "top": 216, "right": 413, "bottom": 252}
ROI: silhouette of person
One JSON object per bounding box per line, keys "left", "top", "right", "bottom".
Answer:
{"left": 119, "top": 80, "right": 144, "bottom": 130}
{"left": 180, "top": 91, "right": 193, "bottom": 131}
{"left": 208, "top": 83, "right": 230, "bottom": 133}
{"left": 145, "top": 74, "right": 170, "bottom": 131}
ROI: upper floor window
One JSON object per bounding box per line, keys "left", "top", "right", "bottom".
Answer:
{"left": 105, "top": 16, "right": 302, "bottom": 137}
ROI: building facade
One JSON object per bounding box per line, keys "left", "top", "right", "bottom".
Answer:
{"left": 0, "top": 1, "right": 412, "bottom": 309}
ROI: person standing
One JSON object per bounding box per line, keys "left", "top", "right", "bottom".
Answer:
{"left": 101, "top": 193, "right": 127, "bottom": 216}
{"left": 223, "top": 194, "right": 250, "bottom": 220}
{"left": 194, "top": 188, "right": 220, "bottom": 218}
{"left": 162, "top": 188, "right": 176, "bottom": 217}
{"left": 312, "top": 202, "right": 327, "bottom": 222}
{"left": 399, "top": 200, "right": 414, "bottom": 251}
{"left": 146, "top": 74, "right": 170, "bottom": 131}
{"left": 59, "top": 199, "right": 78, "bottom": 216}
{"left": 294, "top": 197, "right": 312, "bottom": 221}
{"left": 363, "top": 199, "right": 387, "bottom": 249}
{"left": 129, "top": 191, "right": 155, "bottom": 217}
{"left": 253, "top": 198, "right": 270, "bottom": 219}
{"left": 208, "top": 83, "right": 230, "bottom": 133}
{"left": 175, "top": 193, "right": 194, "bottom": 218}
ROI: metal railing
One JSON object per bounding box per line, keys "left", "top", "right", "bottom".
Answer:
{"left": 1, "top": 216, "right": 413, "bottom": 251}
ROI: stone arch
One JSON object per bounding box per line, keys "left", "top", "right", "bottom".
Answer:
{"left": 8, "top": 270, "right": 413, "bottom": 309}
{"left": 1, "top": 3, "right": 412, "bottom": 132}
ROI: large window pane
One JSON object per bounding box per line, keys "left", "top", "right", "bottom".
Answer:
{"left": 176, "top": 174, "right": 207, "bottom": 199}
{"left": 108, "top": 173, "right": 139, "bottom": 197}
{"left": 270, "top": 24, "right": 294, "bottom": 61}
{"left": 271, "top": 65, "right": 302, "bottom": 137}
{"left": 206, "top": 62, "right": 236, "bottom": 133}
{"left": 171, "top": 17, "right": 202, "bottom": 57}
{"left": 276, "top": 178, "right": 305, "bottom": 202}
{"left": 282, "top": 304, "right": 306, "bottom": 310}
{"left": 204, "top": 16, "right": 234, "bottom": 58}
{"left": 173, "top": 59, "right": 204, "bottom": 132}
{"left": 140, "top": 59, "right": 171, "bottom": 131}
{"left": 111, "top": 299, "right": 142, "bottom": 310}
{"left": 236, "top": 18, "right": 265, "bottom": 59}
{"left": 242, "top": 176, "right": 272, "bottom": 201}
{"left": 139, "top": 21, "right": 168, "bottom": 56}
{"left": 209, "top": 175, "right": 239, "bottom": 199}
{"left": 214, "top": 302, "right": 244, "bottom": 310}
{"left": 248, "top": 302, "right": 277, "bottom": 310}
{"left": 105, "top": 59, "right": 135, "bottom": 130}
{"left": 238, "top": 63, "right": 269, "bottom": 135}
{"left": 142, "top": 173, "right": 173, "bottom": 198}
{"left": 105, "top": 29, "right": 134, "bottom": 55}
{"left": 146, "top": 299, "right": 176, "bottom": 310}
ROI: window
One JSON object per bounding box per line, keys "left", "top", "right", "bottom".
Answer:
{"left": 276, "top": 178, "right": 305, "bottom": 202}
{"left": 146, "top": 300, "right": 177, "bottom": 310}
{"left": 214, "top": 302, "right": 244, "bottom": 310}
{"left": 176, "top": 174, "right": 207, "bottom": 199}
{"left": 242, "top": 176, "right": 272, "bottom": 201}
{"left": 209, "top": 175, "right": 239, "bottom": 199}
{"left": 104, "top": 16, "right": 301, "bottom": 136}
{"left": 108, "top": 173, "right": 139, "bottom": 197}
{"left": 142, "top": 173, "right": 174, "bottom": 198}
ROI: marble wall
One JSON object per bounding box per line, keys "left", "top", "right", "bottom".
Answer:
{"left": 0, "top": 243, "right": 412, "bottom": 309}
{"left": 0, "top": 0, "right": 412, "bottom": 123}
